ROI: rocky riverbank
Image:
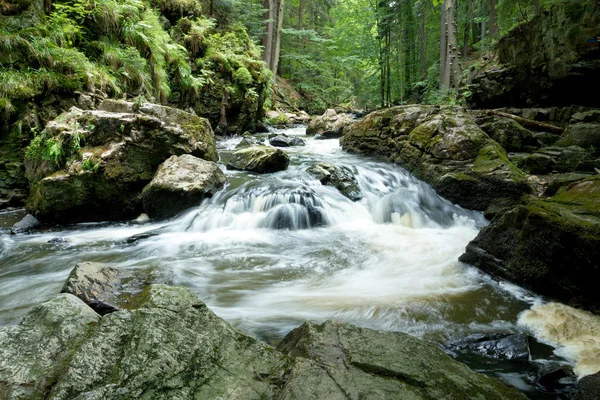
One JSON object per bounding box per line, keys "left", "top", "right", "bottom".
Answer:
{"left": 341, "top": 105, "right": 600, "bottom": 315}
{"left": 0, "top": 263, "right": 526, "bottom": 400}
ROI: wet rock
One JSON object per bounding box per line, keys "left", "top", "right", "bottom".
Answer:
{"left": 278, "top": 321, "right": 526, "bottom": 399}
{"left": 537, "top": 366, "right": 576, "bottom": 391}
{"left": 307, "top": 109, "right": 354, "bottom": 138}
{"left": 142, "top": 155, "right": 227, "bottom": 220}
{"left": 571, "top": 110, "right": 600, "bottom": 124}
{"left": 25, "top": 101, "right": 217, "bottom": 223}
{"left": 517, "top": 153, "right": 557, "bottom": 174}
{"left": 0, "top": 294, "right": 100, "bottom": 399}
{"left": 227, "top": 146, "right": 289, "bottom": 173}
{"left": 306, "top": 162, "right": 362, "bottom": 201}
{"left": 126, "top": 227, "right": 168, "bottom": 244}
{"left": 341, "top": 105, "right": 532, "bottom": 211}
{"left": 460, "top": 176, "right": 600, "bottom": 313}
{"left": 237, "top": 137, "right": 258, "bottom": 149}
{"left": 48, "top": 236, "right": 69, "bottom": 244}
{"left": 269, "top": 135, "right": 306, "bottom": 147}
{"left": 575, "top": 371, "right": 600, "bottom": 400}
{"left": 61, "top": 262, "right": 120, "bottom": 315}
{"left": 535, "top": 132, "right": 562, "bottom": 147}
{"left": 537, "top": 146, "right": 599, "bottom": 173}
{"left": 447, "top": 333, "right": 530, "bottom": 362}
{"left": 543, "top": 173, "right": 593, "bottom": 197}
{"left": 477, "top": 116, "right": 537, "bottom": 152}
{"left": 10, "top": 214, "right": 40, "bottom": 234}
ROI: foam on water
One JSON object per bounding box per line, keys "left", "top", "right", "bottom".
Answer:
{"left": 519, "top": 302, "right": 600, "bottom": 378}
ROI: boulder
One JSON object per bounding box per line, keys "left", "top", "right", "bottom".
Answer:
{"left": 306, "top": 162, "right": 362, "bottom": 201}
{"left": 142, "top": 155, "right": 226, "bottom": 219}
{"left": 269, "top": 135, "right": 306, "bottom": 147}
{"left": 460, "top": 176, "right": 600, "bottom": 313}
{"left": 25, "top": 101, "right": 217, "bottom": 223}
{"left": 476, "top": 116, "right": 537, "bottom": 152}
{"left": 307, "top": 109, "right": 354, "bottom": 138}
{"left": 544, "top": 173, "right": 594, "bottom": 197}
{"left": 446, "top": 333, "right": 530, "bottom": 362}
{"left": 575, "top": 372, "right": 600, "bottom": 400}
{"left": 536, "top": 146, "right": 599, "bottom": 173}
{"left": 557, "top": 123, "right": 600, "bottom": 151}
{"left": 60, "top": 262, "right": 120, "bottom": 315}
{"left": 0, "top": 282, "right": 526, "bottom": 400}
{"left": 0, "top": 294, "right": 100, "bottom": 399}
{"left": 227, "top": 146, "right": 289, "bottom": 173}
{"left": 10, "top": 214, "right": 40, "bottom": 234}
{"left": 341, "top": 105, "right": 532, "bottom": 212}
{"left": 278, "top": 321, "right": 525, "bottom": 400}
{"left": 517, "top": 153, "right": 557, "bottom": 174}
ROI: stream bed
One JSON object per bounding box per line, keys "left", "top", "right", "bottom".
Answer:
{"left": 0, "top": 127, "right": 578, "bottom": 398}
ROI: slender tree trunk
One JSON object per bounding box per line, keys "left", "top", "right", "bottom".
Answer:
{"left": 419, "top": 1, "right": 426, "bottom": 79}
{"left": 464, "top": 0, "right": 472, "bottom": 57}
{"left": 481, "top": 20, "right": 486, "bottom": 52}
{"left": 270, "top": 0, "right": 286, "bottom": 78}
{"left": 262, "top": 0, "right": 274, "bottom": 68}
{"left": 445, "top": 0, "right": 460, "bottom": 89}
{"left": 489, "top": 0, "right": 498, "bottom": 39}
{"left": 440, "top": 1, "right": 447, "bottom": 87}
{"left": 298, "top": 0, "right": 303, "bottom": 29}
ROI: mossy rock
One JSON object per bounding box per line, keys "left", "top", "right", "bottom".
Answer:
{"left": 460, "top": 176, "right": 600, "bottom": 313}
{"left": 226, "top": 146, "right": 289, "bottom": 173}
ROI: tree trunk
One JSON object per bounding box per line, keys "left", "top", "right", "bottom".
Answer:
{"left": 419, "top": 1, "right": 426, "bottom": 79}
{"left": 270, "top": 0, "right": 286, "bottom": 79}
{"left": 489, "top": 0, "right": 498, "bottom": 39}
{"left": 218, "top": 91, "right": 229, "bottom": 133}
{"left": 440, "top": 1, "right": 447, "bottom": 87}
{"left": 445, "top": 0, "right": 460, "bottom": 89}
{"left": 298, "top": 0, "right": 303, "bottom": 30}
{"left": 463, "top": 0, "right": 472, "bottom": 57}
{"left": 262, "top": 0, "right": 274, "bottom": 68}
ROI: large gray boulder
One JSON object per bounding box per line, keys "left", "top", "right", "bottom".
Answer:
{"left": 0, "top": 283, "right": 526, "bottom": 400}
{"left": 142, "top": 154, "right": 226, "bottom": 219}
{"left": 25, "top": 100, "right": 217, "bottom": 223}
{"left": 0, "top": 294, "right": 100, "bottom": 399}
{"left": 341, "top": 105, "right": 532, "bottom": 212}
{"left": 307, "top": 109, "right": 354, "bottom": 138}
{"left": 277, "top": 321, "right": 525, "bottom": 400}
{"left": 227, "top": 146, "right": 289, "bottom": 173}
{"left": 306, "top": 162, "right": 362, "bottom": 201}
{"left": 61, "top": 262, "right": 120, "bottom": 315}
{"left": 10, "top": 214, "right": 40, "bottom": 234}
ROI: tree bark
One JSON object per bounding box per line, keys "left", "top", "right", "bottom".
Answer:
{"left": 489, "top": 0, "right": 498, "bottom": 39}
{"left": 445, "top": 0, "right": 460, "bottom": 89}
{"left": 440, "top": 1, "right": 447, "bottom": 87}
{"left": 419, "top": 1, "right": 426, "bottom": 79}
{"left": 463, "top": 0, "right": 472, "bottom": 57}
{"left": 485, "top": 110, "right": 564, "bottom": 134}
{"left": 262, "top": 0, "right": 274, "bottom": 68}
{"left": 270, "top": 0, "right": 286, "bottom": 79}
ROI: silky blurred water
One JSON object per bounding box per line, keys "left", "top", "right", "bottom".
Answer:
{"left": 0, "top": 126, "right": 569, "bottom": 398}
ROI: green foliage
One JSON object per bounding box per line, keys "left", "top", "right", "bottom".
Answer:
{"left": 81, "top": 157, "right": 101, "bottom": 172}
{"left": 234, "top": 67, "right": 253, "bottom": 86}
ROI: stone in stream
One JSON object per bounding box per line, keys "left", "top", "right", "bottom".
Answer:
{"left": 341, "top": 105, "right": 532, "bottom": 212}
{"left": 10, "top": 214, "right": 40, "bottom": 234}
{"left": 460, "top": 176, "right": 600, "bottom": 314}
{"left": 575, "top": 371, "right": 600, "bottom": 400}
{"left": 227, "top": 145, "right": 290, "bottom": 173}
{"left": 446, "top": 333, "right": 530, "bottom": 361}
{"left": 142, "top": 154, "right": 227, "bottom": 220}
{"left": 0, "top": 282, "right": 526, "bottom": 400}
{"left": 307, "top": 109, "right": 354, "bottom": 138}
{"left": 25, "top": 100, "right": 217, "bottom": 224}
{"left": 269, "top": 135, "right": 306, "bottom": 147}
{"left": 61, "top": 262, "right": 121, "bottom": 315}
{"left": 306, "top": 162, "right": 362, "bottom": 201}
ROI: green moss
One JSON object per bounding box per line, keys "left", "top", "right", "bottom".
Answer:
{"left": 473, "top": 141, "right": 526, "bottom": 177}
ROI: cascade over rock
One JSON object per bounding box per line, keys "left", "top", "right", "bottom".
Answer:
{"left": 341, "top": 105, "right": 532, "bottom": 212}
{"left": 25, "top": 100, "right": 217, "bottom": 223}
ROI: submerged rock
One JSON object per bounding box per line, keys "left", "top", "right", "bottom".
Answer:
{"left": 142, "top": 154, "right": 226, "bottom": 219}
{"left": 447, "top": 333, "right": 530, "bottom": 362}
{"left": 227, "top": 146, "right": 289, "bottom": 173}
{"left": 61, "top": 262, "right": 120, "bottom": 315}
{"left": 25, "top": 100, "right": 217, "bottom": 223}
{"left": 10, "top": 214, "right": 40, "bottom": 234}
{"left": 269, "top": 135, "right": 306, "bottom": 147}
{"left": 307, "top": 109, "right": 354, "bottom": 138}
{"left": 575, "top": 372, "right": 600, "bottom": 400}
{"left": 460, "top": 177, "right": 600, "bottom": 313}
{"left": 306, "top": 162, "right": 362, "bottom": 201}
{"left": 341, "top": 105, "right": 532, "bottom": 211}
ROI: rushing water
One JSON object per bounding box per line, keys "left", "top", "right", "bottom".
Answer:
{"left": 0, "top": 126, "right": 578, "bottom": 398}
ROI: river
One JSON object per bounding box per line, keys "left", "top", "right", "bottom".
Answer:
{"left": 0, "top": 126, "right": 576, "bottom": 398}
